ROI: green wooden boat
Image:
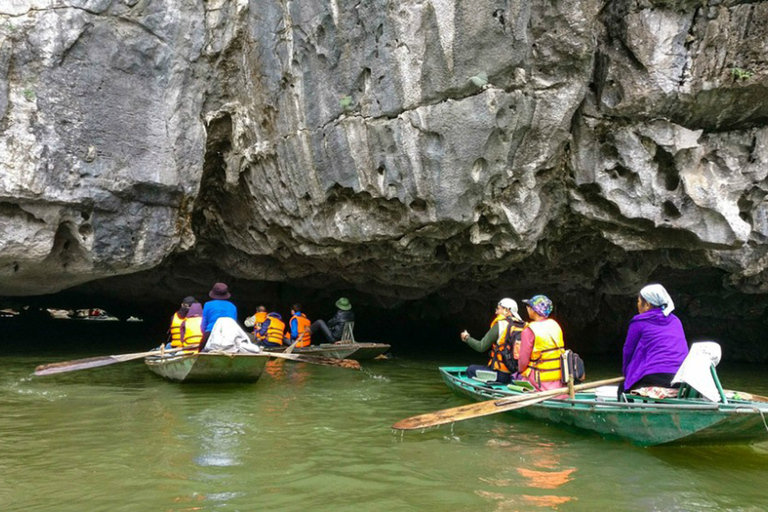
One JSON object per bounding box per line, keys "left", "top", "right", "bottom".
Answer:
{"left": 145, "top": 352, "right": 269, "bottom": 383}
{"left": 264, "top": 342, "right": 390, "bottom": 361}
{"left": 440, "top": 367, "right": 768, "bottom": 446}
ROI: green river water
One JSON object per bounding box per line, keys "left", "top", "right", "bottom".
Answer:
{"left": 2, "top": 349, "right": 768, "bottom": 511}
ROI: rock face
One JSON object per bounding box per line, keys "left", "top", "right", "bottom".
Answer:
{"left": 2, "top": 1, "right": 768, "bottom": 356}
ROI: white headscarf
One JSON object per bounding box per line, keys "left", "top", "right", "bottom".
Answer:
{"left": 639, "top": 284, "right": 675, "bottom": 316}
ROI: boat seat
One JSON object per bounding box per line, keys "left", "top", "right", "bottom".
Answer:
{"left": 339, "top": 321, "right": 356, "bottom": 343}
{"left": 672, "top": 342, "right": 727, "bottom": 403}
{"left": 473, "top": 370, "right": 499, "bottom": 383}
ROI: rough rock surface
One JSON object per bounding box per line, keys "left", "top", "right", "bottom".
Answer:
{"left": 2, "top": 0, "right": 768, "bottom": 357}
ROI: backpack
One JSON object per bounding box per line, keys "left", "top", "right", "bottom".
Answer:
{"left": 561, "top": 349, "right": 586, "bottom": 384}
{"left": 500, "top": 322, "right": 525, "bottom": 373}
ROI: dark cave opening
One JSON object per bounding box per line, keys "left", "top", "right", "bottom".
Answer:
{"left": 3, "top": 264, "right": 768, "bottom": 366}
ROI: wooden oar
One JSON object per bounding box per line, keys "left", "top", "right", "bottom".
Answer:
{"left": 266, "top": 351, "right": 361, "bottom": 370}
{"left": 284, "top": 337, "right": 300, "bottom": 355}
{"left": 392, "top": 376, "right": 624, "bottom": 431}
{"left": 34, "top": 346, "right": 197, "bottom": 376}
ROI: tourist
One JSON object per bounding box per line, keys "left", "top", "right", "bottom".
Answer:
{"left": 286, "top": 303, "right": 312, "bottom": 347}
{"left": 168, "top": 296, "right": 197, "bottom": 347}
{"left": 490, "top": 302, "right": 506, "bottom": 329}
{"left": 199, "top": 283, "right": 237, "bottom": 351}
{"left": 244, "top": 305, "right": 268, "bottom": 341}
{"left": 460, "top": 298, "right": 526, "bottom": 384}
{"left": 516, "top": 295, "right": 565, "bottom": 391}
{"left": 310, "top": 297, "right": 355, "bottom": 343}
{"left": 178, "top": 302, "right": 203, "bottom": 348}
{"left": 255, "top": 312, "right": 285, "bottom": 348}
{"left": 620, "top": 284, "right": 689, "bottom": 397}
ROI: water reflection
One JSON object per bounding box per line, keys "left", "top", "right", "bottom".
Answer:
{"left": 3, "top": 355, "right": 768, "bottom": 511}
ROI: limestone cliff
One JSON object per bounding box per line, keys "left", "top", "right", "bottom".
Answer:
{"left": 2, "top": 1, "right": 768, "bottom": 353}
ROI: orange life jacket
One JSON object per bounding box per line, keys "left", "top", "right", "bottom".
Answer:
{"left": 169, "top": 313, "right": 184, "bottom": 345}
{"left": 253, "top": 311, "right": 268, "bottom": 340}
{"left": 521, "top": 318, "right": 565, "bottom": 385}
{"left": 181, "top": 317, "right": 203, "bottom": 347}
{"left": 487, "top": 319, "right": 526, "bottom": 373}
{"left": 266, "top": 316, "right": 286, "bottom": 346}
{"left": 290, "top": 313, "right": 312, "bottom": 347}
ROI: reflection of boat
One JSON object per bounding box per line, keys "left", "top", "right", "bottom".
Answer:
{"left": 145, "top": 352, "right": 269, "bottom": 383}
{"left": 440, "top": 367, "right": 768, "bottom": 446}
{"left": 265, "top": 342, "right": 390, "bottom": 361}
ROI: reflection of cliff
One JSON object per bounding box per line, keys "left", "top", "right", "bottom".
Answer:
{"left": 2, "top": 2, "right": 768, "bottom": 354}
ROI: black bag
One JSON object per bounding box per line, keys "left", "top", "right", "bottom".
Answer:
{"left": 499, "top": 343, "right": 518, "bottom": 373}
{"left": 561, "top": 350, "right": 586, "bottom": 384}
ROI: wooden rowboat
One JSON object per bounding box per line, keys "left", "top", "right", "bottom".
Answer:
{"left": 265, "top": 342, "right": 390, "bottom": 361}
{"left": 145, "top": 352, "right": 269, "bottom": 383}
{"left": 440, "top": 367, "right": 768, "bottom": 446}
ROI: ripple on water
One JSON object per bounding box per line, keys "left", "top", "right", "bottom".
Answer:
{"left": 3, "top": 356, "right": 768, "bottom": 511}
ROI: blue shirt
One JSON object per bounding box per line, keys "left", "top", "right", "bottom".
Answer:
{"left": 289, "top": 311, "right": 302, "bottom": 340}
{"left": 201, "top": 300, "right": 237, "bottom": 333}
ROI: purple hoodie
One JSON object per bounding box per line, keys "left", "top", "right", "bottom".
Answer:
{"left": 622, "top": 308, "right": 689, "bottom": 389}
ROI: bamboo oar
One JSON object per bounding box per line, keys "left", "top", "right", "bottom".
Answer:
{"left": 34, "top": 346, "right": 196, "bottom": 376}
{"left": 392, "top": 376, "right": 624, "bottom": 431}
{"left": 267, "top": 351, "right": 361, "bottom": 370}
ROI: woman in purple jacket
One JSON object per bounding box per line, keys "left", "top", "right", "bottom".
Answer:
{"left": 620, "top": 284, "right": 689, "bottom": 398}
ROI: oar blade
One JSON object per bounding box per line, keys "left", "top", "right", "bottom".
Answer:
{"left": 35, "top": 356, "right": 124, "bottom": 376}
{"left": 392, "top": 376, "right": 624, "bottom": 431}
{"left": 33, "top": 346, "right": 192, "bottom": 376}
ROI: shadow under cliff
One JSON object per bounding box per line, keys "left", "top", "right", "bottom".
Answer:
{"left": 2, "top": 264, "right": 768, "bottom": 364}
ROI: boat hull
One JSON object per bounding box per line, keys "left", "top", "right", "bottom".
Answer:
{"left": 145, "top": 353, "right": 269, "bottom": 383}
{"left": 440, "top": 367, "right": 768, "bottom": 446}
{"left": 265, "top": 342, "right": 390, "bottom": 360}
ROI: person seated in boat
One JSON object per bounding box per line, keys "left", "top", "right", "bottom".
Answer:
{"left": 460, "top": 298, "right": 526, "bottom": 384}
{"left": 167, "top": 296, "right": 197, "bottom": 348}
{"left": 285, "top": 303, "right": 312, "bottom": 348}
{"left": 177, "top": 302, "right": 203, "bottom": 348}
{"left": 515, "top": 295, "right": 565, "bottom": 391}
{"left": 255, "top": 312, "right": 286, "bottom": 348}
{"left": 620, "top": 284, "right": 689, "bottom": 398}
{"left": 244, "top": 305, "right": 268, "bottom": 342}
{"left": 309, "top": 297, "right": 354, "bottom": 343}
{"left": 199, "top": 283, "right": 237, "bottom": 351}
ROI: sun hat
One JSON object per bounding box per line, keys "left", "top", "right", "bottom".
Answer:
{"left": 335, "top": 297, "right": 352, "bottom": 311}
{"left": 498, "top": 298, "right": 523, "bottom": 322}
{"left": 522, "top": 295, "right": 553, "bottom": 318}
{"left": 208, "top": 282, "right": 231, "bottom": 300}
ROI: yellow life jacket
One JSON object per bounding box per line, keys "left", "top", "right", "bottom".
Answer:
{"left": 290, "top": 313, "right": 312, "bottom": 347}
{"left": 181, "top": 317, "right": 203, "bottom": 347}
{"left": 254, "top": 311, "right": 268, "bottom": 340}
{"left": 169, "top": 313, "right": 184, "bottom": 346}
{"left": 487, "top": 319, "right": 526, "bottom": 373}
{"left": 266, "top": 316, "right": 286, "bottom": 346}
{"left": 490, "top": 314, "right": 505, "bottom": 328}
{"left": 521, "top": 318, "right": 565, "bottom": 384}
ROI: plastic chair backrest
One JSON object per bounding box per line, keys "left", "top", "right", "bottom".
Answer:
{"left": 341, "top": 321, "right": 356, "bottom": 342}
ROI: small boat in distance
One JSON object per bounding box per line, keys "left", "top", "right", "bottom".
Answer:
{"left": 440, "top": 367, "right": 768, "bottom": 446}
{"left": 264, "top": 342, "right": 390, "bottom": 361}
{"left": 145, "top": 352, "right": 269, "bottom": 383}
